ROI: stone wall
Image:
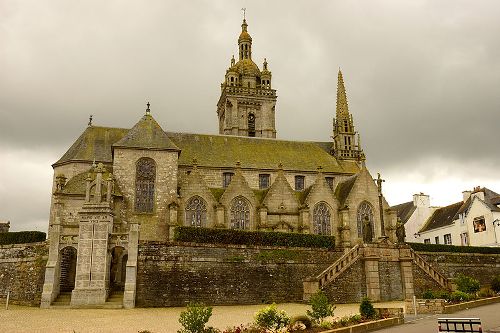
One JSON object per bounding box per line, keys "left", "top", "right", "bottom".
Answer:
{"left": 379, "top": 261, "right": 403, "bottom": 301}
{"left": 0, "top": 242, "right": 48, "bottom": 306}
{"left": 136, "top": 241, "right": 342, "bottom": 307}
{"left": 323, "top": 260, "right": 366, "bottom": 303}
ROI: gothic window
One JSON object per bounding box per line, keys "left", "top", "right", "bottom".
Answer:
{"left": 230, "top": 196, "right": 250, "bottom": 230}
{"left": 222, "top": 172, "right": 234, "bottom": 188}
{"left": 259, "top": 174, "right": 270, "bottom": 189}
{"left": 248, "top": 113, "right": 256, "bottom": 137}
{"left": 313, "top": 202, "right": 331, "bottom": 235}
{"left": 295, "top": 175, "right": 305, "bottom": 191}
{"left": 357, "top": 201, "right": 374, "bottom": 240}
{"left": 135, "top": 157, "right": 155, "bottom": 213}
{"left": 185, "top": 196, "right": 207, "bottom": 228}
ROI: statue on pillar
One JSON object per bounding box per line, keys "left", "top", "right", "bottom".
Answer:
{"left": 363, "top": 216, "right": 373, "bottom": 243}
{"left": 396, "top": 218, "right": 406, "bottom": 244}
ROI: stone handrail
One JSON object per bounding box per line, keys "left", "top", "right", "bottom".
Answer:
{"left": 222, "top": 85, "right": 277, "bottom": 97}
{"left": 409, "top": 247, "right": 451, "bottom": 290}
{"left": 316, "top": 244, "right": 362, "bottom": 288}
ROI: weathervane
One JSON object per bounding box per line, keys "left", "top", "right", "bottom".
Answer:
{"left": 241, "top": 7, "right": 246, "bottom": 20}
{"left": 88, "top": 115, "right": 93, "bottom": 127}
{"left": 146, "top": 102, "right": 150, "bottom": 115}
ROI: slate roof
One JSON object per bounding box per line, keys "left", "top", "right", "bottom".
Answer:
{"left": 391, "top": 201, "right": 416, "bottom": 224}
{"left": 418, "top": 201, "right": 463, "bottom": 233}
{"left": 54, "top": 124, "right": 360, "bottom": 174}
{"left": 334, "top": 174, "right": 358, "bottom": 207}
{"left": 113, "top": 114, "right": 180, "bottom": 151}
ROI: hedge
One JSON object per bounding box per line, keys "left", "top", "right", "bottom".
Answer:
{"left": 174, "top": 226, "right": 335, "bottom": 249}
{"left": 0, "top": 231, "right": 47, "bottom": 245}
{"left": 409, "top": 242, "right": 500, "bottom": 254}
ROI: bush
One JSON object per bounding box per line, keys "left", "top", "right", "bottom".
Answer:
{"left": 306, "top": 290, "right": 335, "bottom": 324}
{"left": 178, "top": 302, "right": 214, "bottom": 333}
{"left": 254, "top": 304, "right": 290, "bottom": 333}
{"left": 422, "top": 289, "right": 451, "bottom": 300}
{"left": 408, "top": 242, "right": 500, "bottom": 254}
{"left": 0, "top": 231, "right": 46, "bottom": 245}
{"left": 338, "top": 314, "right": 362, "bottom": 326}
{"left": 359, "top": 297, "right": 376, "bottom": 319}
{"left": 455, "top": 274, "right": 480, "bottom": 294}
{"left": 174, "top": 226, "right": 335, "bottom": 249}
{"left": 422, "top": 290, "right": 435, "bottom": 299}
{"left": 478, "top": 287, "right": 495, "bottom": 298}
{"left": 289, "top": 315, "right": 312, "bottom": 329}
{"left": 449, "top": 291, "right": 473, "bottom": 303}
{"left": 491, "top": 275, "right": 500, "bottom": 293}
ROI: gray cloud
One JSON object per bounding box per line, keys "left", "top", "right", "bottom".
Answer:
{"left": 1, "top": 0, "right": 499, "bottom": 230}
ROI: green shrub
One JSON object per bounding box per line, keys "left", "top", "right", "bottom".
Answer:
{"left": 178, "top": 302, "right": 214, "bottom": 333}
{"left": 254, "top": 304, "right": 290, "bottom": 333}
{"left": 319, "top": 321, "right": 333, "bottom": 329}
{"left": 408, "top": 242, "right": 500, "bottom": 254}
{"left": 174, "top": 226, "right": 335, "bottom": 249}
{"left": 491, "top": 275, "right": 500, "bottom": 293}
{"left": 422, "top": 290, "right": 435, "bottom": 299}
{"left": 478, "top": 287, "right": 495, "bottom": 298}
{"left": 0, "top": 231, "right": 46, "bottom": 245}
{"left": 455, "top": 274, "right": 480, "bottom": 294}
{"left": 306, "top": 290, "right": 335, "bottom": 324}
{"left": 289, "top": 315, "right": 312, "bottom": 329}
{"left": 359, "top": 297, "right": 376, "bottom": 319}
{"left": 422, "top": 289, "right": 451, "bottom": 300}
{"left": 449, "top": 291, "right": 473, "bottom": 303}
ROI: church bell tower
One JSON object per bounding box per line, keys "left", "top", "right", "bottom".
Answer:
{"left": 217, "top": 17, "right": 277, "bottom": 138}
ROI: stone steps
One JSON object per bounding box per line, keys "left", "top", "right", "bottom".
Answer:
{"left": 51, "top": 292, "right": 72, "bottom": 308}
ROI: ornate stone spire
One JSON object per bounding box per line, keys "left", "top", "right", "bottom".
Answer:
{"left": 336, "top": 69, "right": 349, "bottom": 118}
{"left": 238, "top": 18, "right": 252, "bottom": 60}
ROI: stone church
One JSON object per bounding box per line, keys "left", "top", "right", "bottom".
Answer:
{"left": 41, "top": 18, "right": 398, "bottom": 308}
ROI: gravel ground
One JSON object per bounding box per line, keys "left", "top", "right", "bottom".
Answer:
{"left": 0, "top": 301, "right": 404, "bottom": 333}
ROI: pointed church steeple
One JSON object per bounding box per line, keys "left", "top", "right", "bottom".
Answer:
{"left": 332, "top": 70, "right": 364, "bottom": 161}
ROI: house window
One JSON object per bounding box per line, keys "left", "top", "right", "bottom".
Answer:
{"left": 424, "top": 238, "right": 431, "bottom": 244}
{"left": 248, "top": 113, "right": 256, "bottom": 137}
{"left": 444, "top": 234, "right": 452, "bottom": 245}
{"left": 325, "top": 177, "right": 334, "bottom": 189}
{"left": 222, "top": 172, "right": 234, "bottom": 188}
{"left": 295, "top": 175, "right": 305, "bottom": 191}
{"left": 135, "top": 157, "right": 155, "bottom": 213}
{"left": 230, "top": 196, "right": 250, "bottom": 230}
{"left": 185, "top": 196, "right": 207, "bottom": 227}
{"left": 259, "top": 174, "right": 270, "bottom": 189}
{"left": 473, "top": 216, "right": 486, "bottom": 233}
{"left": 435, "top": 236, "right": 439, "bottom": 244}
{"left": 460, "top": 232, "right": 469, "bottom": 246}
{"left": 313, "top": 202, "right": 331, "bottom": 235}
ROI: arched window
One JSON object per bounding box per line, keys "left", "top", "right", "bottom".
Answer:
{"left": 248, "top": 113, "right": 255, "bottom": 137}
{"left": 185, "top": 196, "right": 207, "bottom": 227}
{"left": 313, "top": 202, "right": 331, "bottom": 235}
{"left": 357, "top": 201, "right": 374, "bottom": 241}
{"left": 230, "top": 196, "right": 250, "bottom": 230}
{"left": 135, "top": 157, "right": 155, "bottom": 213}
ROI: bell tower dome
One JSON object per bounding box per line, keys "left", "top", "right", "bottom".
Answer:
{"left": 217, "top": 17, "right": 277, "bottom": 138}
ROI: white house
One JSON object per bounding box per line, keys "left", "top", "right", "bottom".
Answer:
{"left": 391, "top": 193, "right": 437, "bottom": 242}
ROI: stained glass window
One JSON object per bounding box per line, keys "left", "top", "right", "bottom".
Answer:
{"left": 313, "top": 202, "right": 331, "bottom": 235}
{"left": 185, "top": 196, "right": 207, "bottom": 227}
{"left": 357, "top": 201, "right": 374, "bottom": 240}
{"left": 135, "top": 158, "right": 155, "bottom": 213}
{"left": 230, "top": 196, "right": 250, "bottom": 230}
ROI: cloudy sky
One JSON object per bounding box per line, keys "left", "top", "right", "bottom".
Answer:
{"left": 1, "top": 0, "right": 499, "bottom": 232}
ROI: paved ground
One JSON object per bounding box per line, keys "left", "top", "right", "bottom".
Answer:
{"left": 0, "top": 301, "right": 403, "bottom": 333}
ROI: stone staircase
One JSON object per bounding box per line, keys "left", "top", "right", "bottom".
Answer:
{"left": 103, "top": 290, "right": 124, "bottom": 309}
{"left": 303, "top": 244, "right": 363, "bottom": 299}
{"left": 409, "top": 247, "right": 452, "bottom": 290}
{"left": 51, "top": 291, "right": 71, "bottom": 308}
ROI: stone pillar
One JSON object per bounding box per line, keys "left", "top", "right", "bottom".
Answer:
{"left": 303, "top": 278, "right": 320, "bottom": 301}
{"left": 216, "top": 205, "right": 225, "bottom": 227}
{"left": 364, "top": 246, "right": 381, "bottom": 301}
{"left": 40, "top": 211, "right": 62, "bottom": 308}
{"left": 259, "top": 206, "right": 268, "bottom": 229}
{"left": 299, "top": 208, "right": 310, "bottom": 233}
{"left": 168, "top": 203, "right": 178, "bottom": 241}
{"left": 123, "top": 222, "right": 139, "bottom": 308}
{"left": 399, "top": 246, "right": 415, "bottom": 300}
{"left": 340, "top": 208, "right": 351, "bottom": 247}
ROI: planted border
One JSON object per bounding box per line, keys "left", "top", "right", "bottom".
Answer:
{"left": 0, "top": 231, "right": 46, "bottom": 245}
{"left": 408, "top": 242, "right": 500, "bottom": 254}
{"left": 174, "top": 226, "right": 335, "bottom": 249}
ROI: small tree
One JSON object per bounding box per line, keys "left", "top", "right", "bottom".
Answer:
{"left": 359, "top": 297, "right": 376, "bottom": 319}
{"left": 306, "top": 290, "right": 335, "bottom": 324}
{"left": 178, "top": 302, "right": 213, "bottom": 333}
{"left": 254, "top": 303, "right": 290, "bottom": 333}
{"left": 455, "top": 274, "right": 480, "bottom": 294}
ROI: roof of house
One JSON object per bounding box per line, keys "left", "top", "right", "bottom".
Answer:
{"left": 54, "top": 123, "right": 360, "bottom": 174}
{"left": 418, "top": 201, "right": 463, "bottom": 233}
{"left": 391, "top": 201, "right": 417, "bottom": 224}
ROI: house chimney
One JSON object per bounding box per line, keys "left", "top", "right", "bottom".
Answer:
{"left": 462, "top": 190, "right": 472, "bottom": 202}
{"left": 413, "top": 193, "right": 430, "bottom": 208}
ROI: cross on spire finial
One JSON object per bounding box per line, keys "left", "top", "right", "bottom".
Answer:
{"left": 241, "top": 7, "right": 246, "bottom": 20}
{"left": 88, "top": 115, "right": 93, "bottom": 127}
{"left": 146, "top": 102, "right": 151, "bottom": 115}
